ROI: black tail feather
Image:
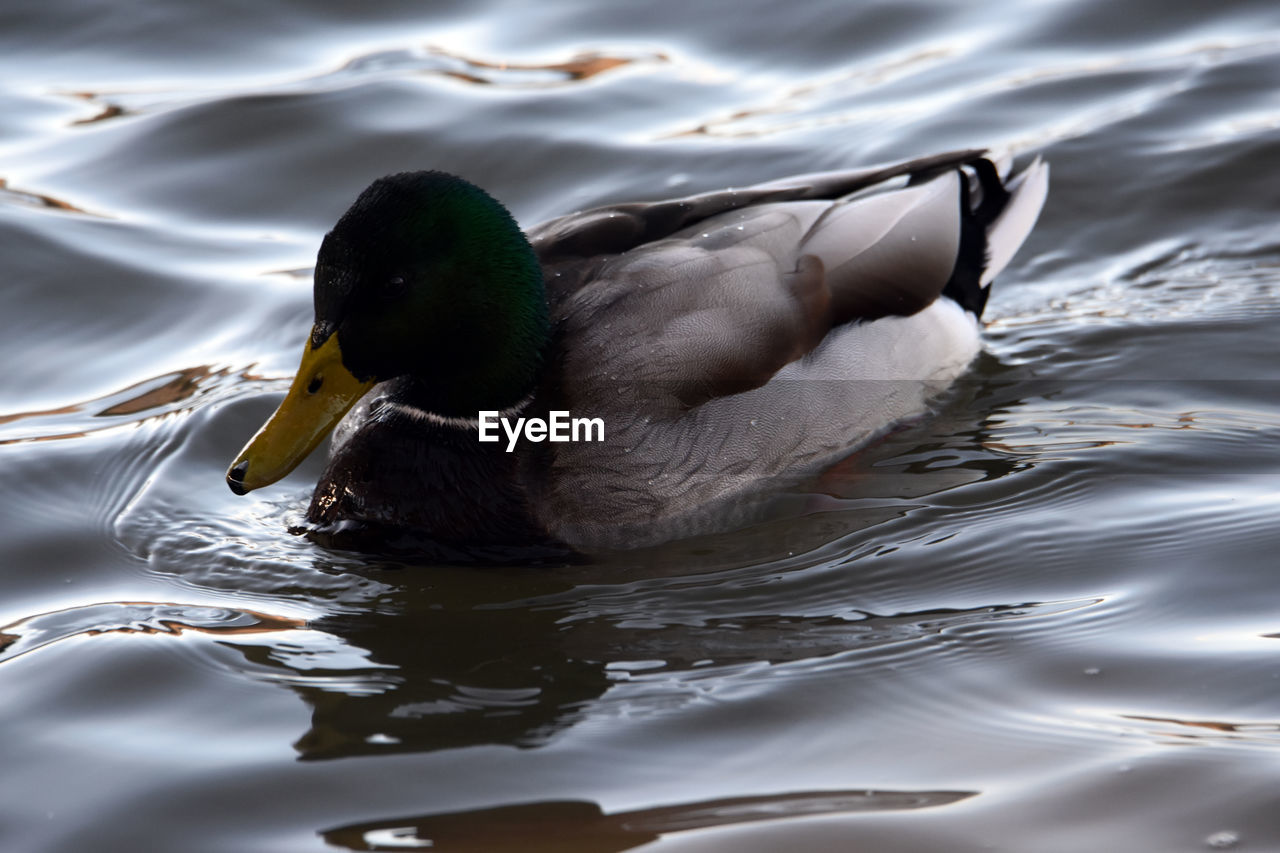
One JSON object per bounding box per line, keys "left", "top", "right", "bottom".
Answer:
{"left": 941, "top": 156, "right": 1013, "bottom": 319}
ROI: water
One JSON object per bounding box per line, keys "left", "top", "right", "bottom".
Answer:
{"left": 3, "top": 0, "right": 1279, "bottom": 850}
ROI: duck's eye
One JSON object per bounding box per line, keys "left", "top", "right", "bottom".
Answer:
{"left": 307, "top": 374, "right": 323, "bottom": 395}
{"left": 384, "top": 275, "right": 406, "bottom": 298}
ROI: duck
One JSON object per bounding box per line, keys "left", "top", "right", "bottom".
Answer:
{"left": 226, "top": 149, "right": 1048, "bottom": 560}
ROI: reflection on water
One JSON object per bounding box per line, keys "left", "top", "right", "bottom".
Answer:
{"left": 323, "top": 789, "right": 976, "bottom": 852}
{"left": 664, "top": 46, "right": 955, "bottom": 140}
{"left": 0, "top": 364, "right": 233, "bottom": 445}
{"left": 0, "top": 176, "right": 103, "bottom": 216}
{"left": 67, "top": 91, "right": 130, "bottom": 126}
{"left": 3, "top": 0, "right": 1280, "bottom": 849}
{"left": 1116, "top": 714, "right": 1280, "bottom": 746}
{"left": 341, "top": 45, "right": 666, "bottom": 88}
{"left": 0, "top": 601, "right": 303, "bottom": 662}
{"left": 280, "top": 582, "right": 1098, "bottom": 761}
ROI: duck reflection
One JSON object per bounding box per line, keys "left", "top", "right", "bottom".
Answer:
{"left": 321, "top": 788, "right": 976, "bottom": 852}
{"left": 286, "top": 580, "right": 613, "bottom": 759}
{"left": 269, "top": 572, "right": 1090, "bottom": 761}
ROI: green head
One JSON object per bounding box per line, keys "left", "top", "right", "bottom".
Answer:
{"left": 227, "top": 171, "right": 548, "bottom": 495}
{"left": 316, "top": 171, "right": 548, "bottom": 412}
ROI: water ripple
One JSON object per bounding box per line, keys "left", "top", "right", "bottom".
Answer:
{"left": 0, "top": 600, "right": 303, "bottom": 665}
{"left": 3, "top": 0, "right": 1280, "bottom": 849}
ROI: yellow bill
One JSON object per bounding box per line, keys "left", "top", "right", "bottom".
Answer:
{"left": 226, "top": 331, "right": 375, "bottom": 495}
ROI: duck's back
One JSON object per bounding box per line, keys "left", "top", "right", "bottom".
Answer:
{"left": 523, "top": 150, "right": 1047, "bottom": 549}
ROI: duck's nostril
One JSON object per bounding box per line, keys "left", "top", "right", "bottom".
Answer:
{"left": 227, "top": 460, "right": 249, "bottom": 495}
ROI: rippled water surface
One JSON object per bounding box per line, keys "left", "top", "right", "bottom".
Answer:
{"left": 3, "top": 1, "right": 1280, "bottom": 850}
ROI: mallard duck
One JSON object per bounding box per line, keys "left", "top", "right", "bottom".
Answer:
{"left": 227, "top": 149, "right": 1047, "bottom": 558}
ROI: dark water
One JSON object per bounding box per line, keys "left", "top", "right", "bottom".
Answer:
{"left": 3, "top": 1, "right": 1280, "bottom": 850}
